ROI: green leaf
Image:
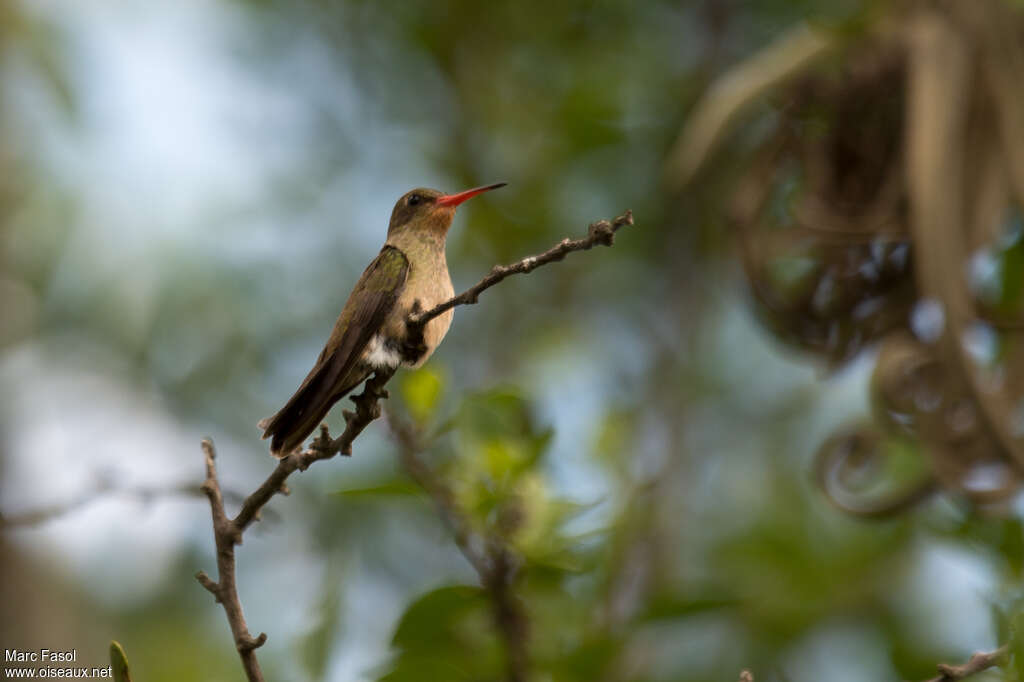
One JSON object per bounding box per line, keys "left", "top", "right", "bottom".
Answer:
{"left": 457, "top": 388, "right": 533, "bottom": 442}
{"left": 333, "top": 480, "right": 422, "bottom": 498}
{"left": 391, "top": 585, "right": 487, "bottom": 653}
{"left": 526, "top": 428, "right": 554, "bottom": 468}
{"left": 109, "top": 641, "right": 133, "bottom": 682}
{"left": 591, "top": 409, "right": 637, "bottom": 478}
{"left": 547, "top": 635, "right": 623, "bottom": 681}
{"left": 301, "top": 558, "right": 345, "bottom": 679}
{"left": 640, "top": 594, "right": 739, "bottom": 622}
{"left": 401, "top": 367, "right": 445, "bottom": 422}
{"left": 454, "top": 388, "right": 553, "bottom": 480}
{"left": 378, "top": 655, "right": 474, "bottom": 682}
{"left": 995, "top": 604, "right": 1011, "bottom": 649}
{"left": 1014, "top": 608, "right": 1024, "bottom": 682}
{"left": 515, "top": 496, "right": 601, "bottom": 570}
{"left": 385, "top": 584, "right": 504, "bottom": 681}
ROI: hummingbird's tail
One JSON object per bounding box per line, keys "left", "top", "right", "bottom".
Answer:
{"left": 258, "top": 365, "right": 369, "bottom": 457}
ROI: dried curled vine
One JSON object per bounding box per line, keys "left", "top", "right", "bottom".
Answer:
{"left": 196, "top": 210, "right": 633, "bottom": 682}
{"left": 674, "top": 0, "right": 1024, "bottom": 515}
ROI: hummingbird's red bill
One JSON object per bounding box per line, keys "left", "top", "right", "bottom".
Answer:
{"left": 435, "top": 182, "right": 507, "bottom": 208}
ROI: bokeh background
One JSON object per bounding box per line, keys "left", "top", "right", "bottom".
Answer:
{"left": 2, "top": 0, "right": 1023, "bottom": 680}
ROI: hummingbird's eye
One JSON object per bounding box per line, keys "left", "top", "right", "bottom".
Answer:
{"left": 407, "top": 193, "right": 422, "bottom": 206}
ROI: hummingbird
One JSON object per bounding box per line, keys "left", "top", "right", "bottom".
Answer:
{"left": 258, "top": 182, "right": 506, "bottom": 456}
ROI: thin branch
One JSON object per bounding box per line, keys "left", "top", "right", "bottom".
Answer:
{"left": 387, "top": 415, "right": 488, "bottom": 574}
{"left": 922, "top": 645, "right": 1008, "bottom": 682}
{"left": 197, "top": 210, "right": 633, "bottom": 681}
{"left": 196, "top": 440, "right": 267, "bottom": 682}
{"left": 409, "top": 210, "right": 634, "bottom": 330}
{"left": 487, "top": 543, "right": 529, "bottom": 682}
{"left": 387, "top": 412, "right": 528, "bottom": 682}
{"left": 195, "top": 371, "right": 393, "bottom": 682}
{"left": 0, "top": 480, "right": 250, "bottom": 529}
{"left": 234, "top": 369, "right": 395, "bottom": 534}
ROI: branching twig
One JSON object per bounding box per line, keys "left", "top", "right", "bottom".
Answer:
{"left": 194, "top": 371, "right": 393, "bottom": 682}
{"left": 196, "top": 440, "right": 267, "bottom": 682}
{"left": 197, "top": 211, "right": 633, "bottom": 681}
{"left": 922, "top": 645, "right": 1008, "bottom": 682}
{"left": 387, "top": 413, "right": 529, "bottom": 682}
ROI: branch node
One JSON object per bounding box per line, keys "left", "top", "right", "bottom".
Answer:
{"left": 195, "top": 571, "right": 221, "bottom": 600}
{"left": 312, "top": 423, "right": 331, "bottom": 448}
{"left": 239, "top": 633, "right": 268, "bottom": 652}
{"left": 201, "top": 438, "right": 217, "bottom": 461}
{"left": 588, "top": 219, "right": 615, "bottom": 246}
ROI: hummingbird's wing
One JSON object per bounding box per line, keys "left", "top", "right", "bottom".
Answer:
{"left": 259, "top": 245, "right": 410, "bottom": 456}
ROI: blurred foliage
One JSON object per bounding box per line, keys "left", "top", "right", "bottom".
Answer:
{"left": 3, "top": 1, "right": 1024, "bottom": 681}
{"left": 677, "top": 0, "right": 1024, "bottom": 512}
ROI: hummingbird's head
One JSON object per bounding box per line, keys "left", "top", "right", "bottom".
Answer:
{"left": 388, "top": 183, "right": 506, "bottom": 237}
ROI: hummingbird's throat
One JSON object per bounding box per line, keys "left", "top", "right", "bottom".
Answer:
{"left": 420, "top": 208, "right": 456, "bottom": 239}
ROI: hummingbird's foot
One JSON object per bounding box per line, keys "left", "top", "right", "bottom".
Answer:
{"left": 401, "top": 300, "right": 429, "bottom": 364}
{"left": 400, "top": 334, "right": 429, "bottom": 364}
{"left": 310, "top": 423, "right": 332, "bottom": 451}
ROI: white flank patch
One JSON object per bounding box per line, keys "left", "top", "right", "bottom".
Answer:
{"left": 364, "top": 334, "right": 401, "bottom": 369}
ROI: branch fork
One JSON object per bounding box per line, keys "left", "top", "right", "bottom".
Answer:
{"left": 195, "top": 440, "right": 267, "bottom": 679}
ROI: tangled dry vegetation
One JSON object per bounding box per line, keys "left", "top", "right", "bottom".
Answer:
{"left": 670, "top": 0, "right": 1024, "bottom": 517}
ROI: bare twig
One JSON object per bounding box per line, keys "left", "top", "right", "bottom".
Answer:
{"left": 197, "top": 211, "right": 633, "bottom": 681}
{"left": 0, "top": 480, "right": 250, "bottom": 529}
{"left": 387, "top": 413, "right": 529, "bottom": 682}
{"left": 235, "top": 369, "right": 395, "bottom": 534}
{"left": 195, "top": 371, "right": 393, "bottom": 682}
{"left": 388, "top": 417, "right": 488, "bottom": 572}
{"left": 196, "top": 440, "right": 267, "bottom": 682}
{"left": 409, "top": 210, "right": 634, "bottom": 330}
{"left": 922, "top": 644, "right": 1008, "bottom": 682}
{"left": 488, "top": 543, "right": 529, "bottom": 682}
